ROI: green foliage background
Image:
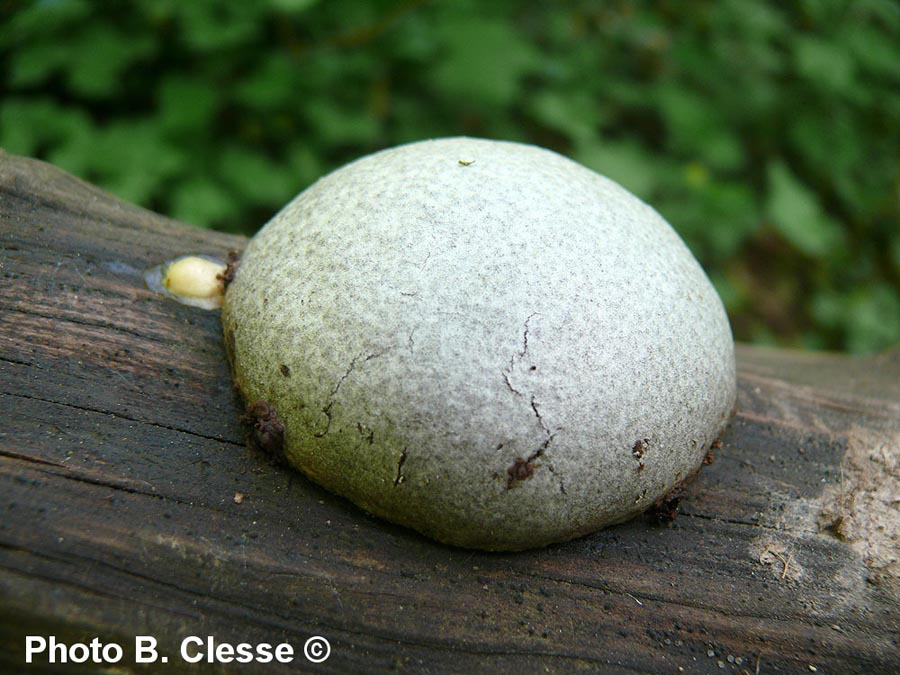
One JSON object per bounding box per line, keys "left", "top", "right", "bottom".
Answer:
{"left": 2, "top": 0, "right": 899, "bottom": 353}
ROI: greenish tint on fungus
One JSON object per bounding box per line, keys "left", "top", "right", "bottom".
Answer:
{"left": 222, "top": 137, "right": 737, "bottom": 551}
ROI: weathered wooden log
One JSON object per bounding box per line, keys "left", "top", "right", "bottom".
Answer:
{"left": 1, "top": 152, "right": 898, "bottom": 673}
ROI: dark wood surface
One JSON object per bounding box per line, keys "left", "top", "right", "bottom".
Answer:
{"left": 1, "top": 152, "right": 898, "bottom": 674}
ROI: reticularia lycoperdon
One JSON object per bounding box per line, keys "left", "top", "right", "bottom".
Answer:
{"left": 222, "top": 137, "right": 737, "bottom": 551}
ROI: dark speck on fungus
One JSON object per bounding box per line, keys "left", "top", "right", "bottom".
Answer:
{"left": 242, "top": 400, "right": 285, "bottom": 461}
{"left": 632, "top": 438, "right": 649, "bottom": 460}
{"left": 646, "top": 486, "right": 688, "bottom": 526}
{"left": 507, "top": 457, "right": 536, "bottom": 488}
{"left": 632, "top": 438, "right": 649, "bottom": 471}
{"left": 217, "top": 250, "right": 241, "bottom": 290}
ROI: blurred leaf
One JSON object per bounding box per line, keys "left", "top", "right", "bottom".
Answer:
{"left": 66, "top": 26, "right": 154, "bottom": 97}
{"left": 232, "top": 54, "right": 301, "bottom": 110}
{"left": 709, "top": 270, "right": 746, "bottom": 315}
{"left": 158, "top": 77, "right": 220, "bottom": 134}
{"left": 9, "top": 13, "right": 152, "bottom": 94}
{"left": 217, "top": 147, "right": 297, "bottom": 206}
{"left": 432, "top": 18, "right": 540, "bottom": 107}
{"left": 766, "top": 161, "right": 844, "bottom": 256}
{"left": 656, "top": 85, "right": 743, "bottom": 170}
{"left": 852, "top": 0, "right": 900, "bottom": 25}
{"left": 2, "top": 0, "right": 898, "bottom": 353}
{"left": 9, "top": 41, "right": 72, "bottom": 86}
{"left": 575, "top": 139, "right": 660, "bottom": 198}
{"left": 0, "top": 98, "right": 92, "bottom": 156}
{"left": 813, "top": 284, "right": 900, "bottom": 353}
{"left": 269, "top": 0, "right": 321, "bottom": 13}
{"left": 286, "top": 143, "right": 324, "bottom": 190}
{"left": 303, "top": 98, "right": 380, "bottom": 146}
{"left": 528, "top": 91, "right": 601, "bottom": 144}
{"left": 794, "top": 36, "right": 856, "bottom": 95}
{"left": 170, "top": 177, "right": 239, "bottom": 229}
{"left": 657, "top": 173, "right": 759, "bottom": 261}
{"left": 844, "top": 24, "right": 900, "bottom": 79}
{"left": 0, "top": 0, "right": 92, "bottom": 48}
{"left": 50, "top": 120, "right": 186, "bottom": 204}
{"left": 170, "top": 3, "right": 263, "bottom": 51}
{"left": 718, "top": 0, "right": 787, "bottom": 38}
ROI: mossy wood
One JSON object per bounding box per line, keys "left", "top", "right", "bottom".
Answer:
{"left": 1, "top": 153, "right": 898, "bottom": 673}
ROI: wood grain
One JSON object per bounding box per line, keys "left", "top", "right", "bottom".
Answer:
{"left": 1, "top": 153, "right": 898, "bottom": 673}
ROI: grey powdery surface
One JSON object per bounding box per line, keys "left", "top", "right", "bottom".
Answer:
{"left": 222, "top": 137, "right": 737, "bottom": 550}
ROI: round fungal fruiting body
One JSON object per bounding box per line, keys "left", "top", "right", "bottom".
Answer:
{"left": 222, "top": 137, "right": 737, "bottom": 551}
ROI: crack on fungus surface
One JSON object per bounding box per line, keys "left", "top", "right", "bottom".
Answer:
{"left": 530, "top": 395, "right": 551, "bottom": 437}
{"left": 514, "top": 313, "right": 539, "bottom": 365}
{"left": 356, "top": 422, "right": 375, "bottom": 445}
{"left": 501, "top": 313, "right": 543, "bottom": 397}
{"left": 551, "top": 468, "right": 568, "bottom": 495}
{"left": 315, "top": 351, "right": 388, "bottom": 438}
{"left": 500, "top": 313, "right": 566, "bottom": 493}
{"left": 502, "top": 371, "right": 522, "bottom": 397}
{"left": 501, "top": 312, "right": 540, "bottom": 393}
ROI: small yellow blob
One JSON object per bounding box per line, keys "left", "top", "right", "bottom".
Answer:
{"left": 145, "top": 255, "right": 227, "bottom": 310}
{"left": 164, "top": 256, "right": 226, "bottom": 300}
{"left": 684, "top": 161, "right": 709, "bottom": 188}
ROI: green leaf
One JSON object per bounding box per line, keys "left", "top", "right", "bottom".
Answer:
{"left": 891, "top": 236, "right": 900, "bottom": 272}
{"left": 158, "top": 77, "right": 220, "bottom": 134}
{"left": 694, "top": 181, "right": 760, "bottom": 258}
{"left": 46, "top": 120, "right": 98, "bottom": 177}
{"left": 50, "top": 121, "right": 186, "bottom": 204}
{"left": 432, "top": 18, "right": 540, "bottom": 107}
{"left": 8, "top": 41, "right": 72, "bottom": 86}
{"left": 655, "top": 172, "right": 759, "bottom": 261}
{"left": 172, "top": 3, "right": 263, "bottom": 51}
{"left": 303, "top": 99, "right": 380, "bottom": 146}
{"left": 217, "top": 147, "right": 297, "bottom": 206}
{"left": 766, "top": 161, "right": 844, "bottom": 256}
{"left": 269, "top": 0, "right": 321, "bottom": 13}
{"left": 67, "top": 26, "right": 154, "bottom": 97}
{"left": 2, "top": 0, "right": 895, "bottom": 352}
{"left": 812, "top": 285, "right": 900, "bottom": 354}
{"left": 656, "top": 85, "right": 744, "bottom": 170}
{"left": 793, "top": 36, "right": 856, "bottom": 95}
{"left": 528, "top": 91, "right": 600, "bottom": 144}
{"left": 844, "top": 25, "right": 900, "bottom": 79}
{"left": 286, "top": 143, "right": 324, "bottom": 190}
{"left": 574, "top": 140, "right": 660, "bottom": 198}
{"left": 0, "top": 99, "right": 91, "bottom": 156}
{"left": 708, "top": 270, "right": 745, "bottom": 313}
{"left": 0, "top": 0, "right": 92, "bottom": 48}
{"left": 233, "top": 54, "right": 302, "bottom": 110}
{"left": 170, "top": 177, "right": 239, "bottom": 229}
